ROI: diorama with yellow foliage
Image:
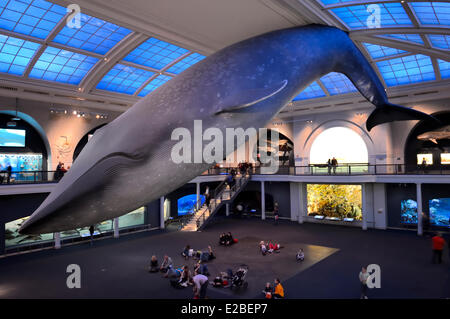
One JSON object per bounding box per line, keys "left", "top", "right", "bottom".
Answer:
{"left": 307, "top": 184, "right": 362, "bottom": 220}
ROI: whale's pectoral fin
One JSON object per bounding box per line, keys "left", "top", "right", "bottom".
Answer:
{"left": 215, "top": 80, "right": 288, "bottom": 115}
{"left": 429, "top": 138, "right": 438, "bottom": 144}
{"left": 366, "top": 103, "right": 441, "bottom": 131}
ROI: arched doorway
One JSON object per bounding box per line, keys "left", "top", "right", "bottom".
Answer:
{"left": 72, "top": 123, "right": 108, "bottom": 162}
{"left": 309, "top": 126, "right": 369, "bottom": 165}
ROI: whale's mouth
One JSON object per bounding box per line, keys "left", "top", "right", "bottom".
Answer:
{"left": 19, "top": 152, "right": 146, "bottom": 235}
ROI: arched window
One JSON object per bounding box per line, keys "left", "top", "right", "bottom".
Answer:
{"left": 309, "top": 127, "right": 368, "bottom": 164}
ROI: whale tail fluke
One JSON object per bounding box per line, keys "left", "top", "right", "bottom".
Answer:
{"left": 366, "top": 103, "right": 440, "bottom": 131}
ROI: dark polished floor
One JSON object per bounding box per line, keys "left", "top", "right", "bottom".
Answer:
{"left": 0, "top": 217, "right": 449, "bottom": 299}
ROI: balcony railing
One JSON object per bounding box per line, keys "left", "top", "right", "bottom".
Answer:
{"left": 0, "top": 163, "right": 449, "bottom": 186}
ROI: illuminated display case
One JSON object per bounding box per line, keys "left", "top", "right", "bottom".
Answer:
{"left": 441, "top": 153, "right": 450, "bottom": 165}
{"left": 417, "top": 154, "right": 433, "bottom": 165}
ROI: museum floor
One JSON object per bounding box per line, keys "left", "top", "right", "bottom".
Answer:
{"left": 0, "top": 217, "right": 449, "bottom": 299}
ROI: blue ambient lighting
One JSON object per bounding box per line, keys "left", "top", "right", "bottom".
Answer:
{"left": 53, "top": 13, "right": 131, "bottom": 55}
{"left": 377, "top": 54, "right": 435, "bottom": 86}
{"left": 138, "top": 74, "right": 173, "bottom": 97}
{"left": 438, "top": 59, "right": 450, "bottom": 79}
{"left": 320, "top": 72, "right": 357, "bottom": 95}
{"left": 0, "top": 0, "right": 66, "bottom": 39}
{"left": 166, "top": 52, "right": 206, "bottom": 74}
{"left": 29, "top": 46, "right": 98, "bottom": 84}
{"left": 124, "top": 38, "right": 189, "bottom": 70}
{"left": 96, "top": 63, "right": 154, "bottom": 95}
{"left": 0, "top": 34, "right": 40, "bottom": 75}
{"left": 410, "top": 2, "right": 450, "bottom": 26}
{"left": 382, "top": 34, "right": 424, "bottom": 45}
{"left": 363, "top": 43, "right": 406, "bottom": 59}
{"left": 293, "top": 81, "right": 326, "bottom": 101}
{"left": 428, "top": 35, "right": 450, "bottom": 50}
{"left": 331, "top": 2, "right": 412, "bottom": 29}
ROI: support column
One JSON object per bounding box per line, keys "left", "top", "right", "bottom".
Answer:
{"left": 54, "top": 232, "right": 61, "bottom": 249}
{"left": 196, "top": 182, "right": 201, "bottom": 210}
{"left": 113, "top": 218, "right": 119, "bottom": 238}
{"left": 160, "top": 196, "right": 165, "bottom": 229}
{"left": 290, "top": 182, "right": 299, "bottom": 221}
{"left": 261, "top": 181, "right": 265, "bottom": 220}
{"left": 226, "top": 203, "right": 230, "bottom": 216}
{"left": 417, "top": 183, "right": 423, "bottom": 236}
{"left": 362, "top": 184, "right": 367, "bottom": 230}
{"left": 298, "top": 183, "right": 306, "bottom": 224}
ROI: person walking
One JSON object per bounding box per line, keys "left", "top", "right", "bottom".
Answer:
{"left": 327, "top": 159, "right": 332, "bottom": 175}
{"left": 6, "top": 165, "right": 12, "bottom": 184}
{"left": 359, "top": 266, "right": 369, "bottom": 299}
{"left": 89, "top": 225, "right": 95, "bottom": 246}
{"left": 274, "top": 201, "right": 279, "bottom": 226}
{"left": 432, "top": 232, "right": 445, "bottom": 264}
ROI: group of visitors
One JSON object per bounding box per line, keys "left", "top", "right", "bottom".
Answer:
{"left": 327, "top": 157, "right": 338, "bottom": 174}
{"left": 259, "top": 240, "right": 282, "bottom": 255}
{"left": 219, "top": 232, "right": 236, "bottom": 246}
{"left": 0, "top": 164, "right": 12, "bottom": 184}
{"left": 54, "top": 162, "right": 68, "bottom": 181}
{"left": 261, "top": 278, "right": 285, "bottom": 299}
{"left": 238, "top": 162, "right": 252, "bottom": 175}
{"left": 181, "top": 245, "right": 216, "bottom": 263}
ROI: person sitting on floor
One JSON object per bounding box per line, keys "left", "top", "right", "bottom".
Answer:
{"left": 195, "top": 260, "right": 210, "bottom": 276}
{"left": 207, "top": 245, "right": 216, "bottom": 260}
{"left": 296, "top": 249, "right": 305, "bottom": 262}
{"left": 165, "top": 265, "right": 182, "bottom": 279}
{"left": 273, "top": 278, "right": 285, "bottom": 299}
{"left": 260, "top": 241, "right": 268, "bottom": 256}
{"left": 225, "top": 232, "right": 234, "bottom": 246}
{"left": 178, "top": 265, "right": 192, "bottom": 288}
{"left": 160, "top": 255, "right": 173, "bottom": 273}
{"left": 262, "top": 282, "right": 273, "bottom": 299}
{"left": 148, "top": 255, "right": 159, "bottom": 273}
{"left": 219, "top": 233, "right": 227, "bottom": 246}
{"left": 268, "top": 241, "right": 281, "bottom": 253}
{"left": 181, "top": 245, "right": 191, "bottom": 260}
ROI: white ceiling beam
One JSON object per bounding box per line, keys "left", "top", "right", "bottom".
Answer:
{"left": 133, "top": 51, "right": 193, "bottom": 97}
{"left": 351, "top": 26, "right": 450, "bottom": 37}
{"left": 23, "top": 10, "right": 72, "bottom": 78}
{"left": 351, "top": 35, "right": 450, "bottom": 62}
{"left": 79, "top": 32, "right": 149, "bottom": 93}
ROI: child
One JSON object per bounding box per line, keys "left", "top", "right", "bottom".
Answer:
{"left": 148, "top": 255, "right": 159, "bottom": 273}
{"left": 262, "top": 282, "right": 273, "bottom": 299}
{"left": 296, "top": 248, "right": 305, "bottom": 262}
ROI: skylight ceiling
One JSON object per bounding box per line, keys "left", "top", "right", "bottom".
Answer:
{"left": 292, "top": 0, "right": 450, "bottom": 102}
{"left": 0, "top": 0, "right": 448, "bottom": 106}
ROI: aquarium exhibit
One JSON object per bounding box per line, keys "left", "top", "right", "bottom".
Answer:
{"left": 307, "top": 184, "right": 362, "bottom": 221}
{"left": 0, "top": 128, "right": 26, "bottom": 147}
{"left": 400, "top": 199, "right": 418, "bottom": 225}
{"left": 178, "top": 194, "right": 205, "bottom": 216}
{"left": 429, "top": 198, "right": 450, "bottom": 228}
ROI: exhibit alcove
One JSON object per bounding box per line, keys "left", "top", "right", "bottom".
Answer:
{"left": 0, "top": 113, "right": 48, "bottom": 176}
{"left": 404, "top": 112, "right": 450, "bottom": 171}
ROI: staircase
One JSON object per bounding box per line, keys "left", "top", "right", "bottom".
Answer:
{"left": 181, "top": 172, "right": 251, "bottom": 232}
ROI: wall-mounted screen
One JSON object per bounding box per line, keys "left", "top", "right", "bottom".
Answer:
{"left": 0, "top": 128, "right": 26, "bottom": 147}
{"left": 178, "top": 194, "right": 205, "bottom": 216}
{"left": 429, "top": 198, "right": 450, "bottom": 228}
{"left": 441, "top": 153, "right": 450, "bottom": 165}
{"left": 307, "top": 184, "right": 362, "bottom": 221}
{"left": 400, "top": 199, "right": 418, "bottom": 224}
{"left": 417, "top": 154, "right": 433, "bottom": 165}
{"left": 0, "top": 153, "right": 42, "bottom": 171}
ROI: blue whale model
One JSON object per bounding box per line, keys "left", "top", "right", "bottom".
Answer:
{"left": 20, "top": 24, "right": 436, "bottom": 234}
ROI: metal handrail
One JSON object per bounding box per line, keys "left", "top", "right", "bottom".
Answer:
{"left": 194, "top": 171, "right": 251, "bottom": 230}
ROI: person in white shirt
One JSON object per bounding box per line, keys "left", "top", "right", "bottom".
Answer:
{"left": 359, "top": 266, "right": 369, "bottom": 299}
{"left": 193, "top": 271, "right": 209, "bottom": 299}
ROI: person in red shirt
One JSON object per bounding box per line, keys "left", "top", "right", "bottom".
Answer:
{"left": 432, "top": 232, "right": 445, "bottom": 264}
